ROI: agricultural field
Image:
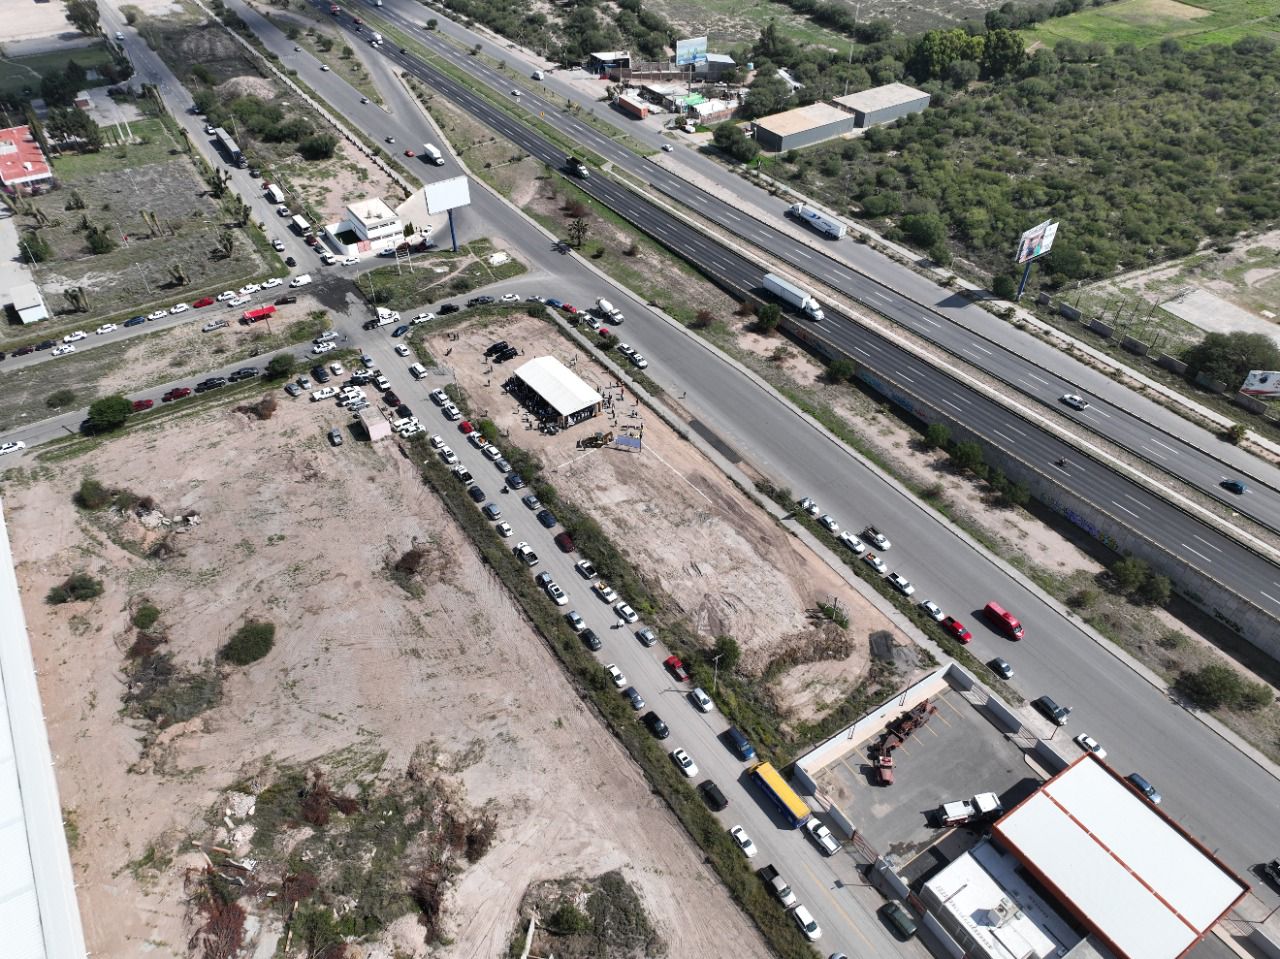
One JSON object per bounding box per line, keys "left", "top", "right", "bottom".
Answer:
{"left": 0, "top": 42, "right": 118, "bottom": 100}
{"left": 5, "top": 115, "right": 274, "bottom": 342}
{"left": 2, "top": 385, "right": 769, "bottom": 957}
{"left": 1023, "top": 0, "right": 1280, "bottom": 48}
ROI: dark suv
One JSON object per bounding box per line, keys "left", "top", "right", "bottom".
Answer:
{"left": 580, "top": 628, "right": 601, "bottom": 651}
{"left": 1033, "top": 695, "right": 1071, "bottom": 726}
{"left": 699, "top": 780, "right": 728, "bottom": 811}
{"left": 642, "top": 711, "right": 669, "bottom": 739}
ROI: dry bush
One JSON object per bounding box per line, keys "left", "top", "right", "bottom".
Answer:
{"left": 395, "top": 547, "right": 427, "bottom": 574}
{"left": 237, "top": 395, "right": 278, "bottom": 421}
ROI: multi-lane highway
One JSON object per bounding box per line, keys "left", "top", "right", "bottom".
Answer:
{"left": 358, "top": 1, "right": 1280, "bottom": 544}
{"left": 293, "top": 14, "right": 1280, "bottom": 633}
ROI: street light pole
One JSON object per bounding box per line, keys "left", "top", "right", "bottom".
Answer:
{"left": 713, "top": 653, "right": 723, "bottom": 693}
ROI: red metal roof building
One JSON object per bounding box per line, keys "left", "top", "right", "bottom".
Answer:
{"left": 0, "top": 126, "right": 52, "bottom": 192}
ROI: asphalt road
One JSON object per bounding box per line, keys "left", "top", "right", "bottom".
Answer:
{"left": 390, "top": 1, "right": 1280, "bottom": 535}
{"left": 298, "top": 18, "right": 1280, "bottom": 634}
{"left": 57, "top": 0, "right": 1279, "bottom": 940}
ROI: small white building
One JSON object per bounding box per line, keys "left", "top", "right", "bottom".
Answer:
{"left": 324, "top": 198, "right": 403, "bottom": 256}
{"left": 8, "top": 282, "right": 48, "bottom": 324}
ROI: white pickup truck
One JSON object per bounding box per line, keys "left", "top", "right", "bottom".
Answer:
{"left": 758, "top": 865, "right": 797, "bottom": 907}
{"left": 311, "top": 387, "right": 338, "bottom": 401}
{"left": 804, "top": 818, "right": 842, "bottom": 856}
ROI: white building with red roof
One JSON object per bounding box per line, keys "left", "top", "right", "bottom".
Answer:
{"left": 0, "top": 126, "right": 52, "bottom": 193}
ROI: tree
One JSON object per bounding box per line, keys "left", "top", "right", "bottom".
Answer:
{"left": 1182, "top": 332, "right": 1280, "bottom": 387}
{"left": 86, "top": 224, "right": 116, "bottom": 254}
{"left": 426, "top": 18, "right": 438, "bottom": 29}
{"left": 910, "top": 28, "right": 982, "bottom": 81}
{"left": 21, "top": 230, "right": 52, "bottom": 263}
{"left": 46, "top": 573, "right": 104, "bottom": 605}
{"left": 981, "top": 29, "right": 1027, "bottom": 79}
{"left": 1110, "top": 556, "right": 1149, "bottom": 593}
{"left": 65, "top": 0, "right": 101, "bottom": 37}
{"left": 216, "top": 230, "right": 236, "bottom": 259}
{"left": 266, "top": 354, "right": 296, "bottom": 379}
{"left": 85, "top": 395, "right": 132, "bottom": 433}
{"left": 901, "top": 212, "right": 947, "bottom": 249}
{"left": 991, "top": 274, "right": 1016, "bottom": 299}
{"left": 1135, "top": 573, "right": 1172, "bottom": 607}
{"left": 567, "top": 216, "right": 589, "bottom": 248}
{"left": 711, "top": 634, "right": 741, "bottom": 672}
{"left": 827, "top": 358, "right": 856, "bottom": 383}
{"left": 1176, "top": 663, "right": 1252, "bottom": 711}
{"left": 741, "top": 71, "right": 792, "bottom": 120}
{"left": 755, "top": 302, "right": 782, "bottom": 333}
{"left": 924, "top": 422, "right": 950, "bottom": 449}
{"left": 948, "top": 440, "right": 984, "bottom": 473}
{"left": 712, "top": 122, "right": 759, "bottom": 164}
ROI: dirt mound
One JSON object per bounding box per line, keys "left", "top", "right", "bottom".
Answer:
{"left": 217, "top": 75, "right": 279, "bottom": 101}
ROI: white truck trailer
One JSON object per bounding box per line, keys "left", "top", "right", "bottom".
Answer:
{"left": 789, "top": 202, "right": 847, "bottom": 239}
{"left": 421, "top": 143, "right": 444, "bottom": 166}
{"left": 762, "top": 272, "right": 825, "bottom": 322}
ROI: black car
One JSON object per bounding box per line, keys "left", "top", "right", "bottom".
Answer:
{"left": 0, "top": 351, "right": 5, "bottom": 361}
{"left": 383, "top": 390, "right": 400, "bottom": 407}
{"left": 395, "top": 403, "right": 413, "bottom": 419}
{"left": 285, "top": 255, "right": 297, "bottom": 267}
{"left": 467, "top": 485, "right": 486, "bottom": 503}
{"left": 229, "top": 367, "right": 259, "bottom": 381}
{"left": 13, "top": 345, "right": 35, "bottom": 356}
{"left": 467, "top": 295, "right": 495, "bottom": 307}
{"left": 194, "top": 378, "right": 227, "bottom": 393}
{"left": 484, "top": 340, "right": 509, "bottom": 357}
{"left": 642, "top": 711, "right": 670, "bottom": 739}
{"left": 349, "top": 373, "right": 369, "bottom": 386}
{"left": 438, "top": 303, "right": 460, "bottom": 315}
{"left": 362, "top": 319, "right": 379, "bottom": 330}
{"left": 580, "top": 628, "right": 602, "bottom": 651}
{"left": 275, "top": 295, "right": 298, "bottom": 306}
{"left": 536, "top": 509, "right": 558, "bottom": 529}
{"left": 494, "top": 347, "right": 519, "bottom": 363}
{"left": 124, "top": 315, "right": 147, "bottom": 327}
{"left": 623, "top": 686, "right": 645, "bottom": 710}
{"left": 35, "top": 339, "right": 56, "bottom": 350}
{"left": 507, "top": 472, "right": 526, "bottom": 490}
{"left": 312, "top": 366, "right": 331, "bottom": 383}
{"left": 392, "top": 324, "right": 410, "bottom": 337}
{"left": 699, "top": 780, "right": 729, "bottom": 811}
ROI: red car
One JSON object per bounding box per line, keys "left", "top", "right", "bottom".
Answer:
{"left": 562, "top": 304, "right": 578, "bottom": 314}
{"left": 192, "top": 297, "right": 215, "bottom": 308}
{"left": 663, "top": 655, "right": 690, "bottom": 683}
{"left": 162, "top": 387, "right": 192, "bottom": 402}
{"left": 404, "top": 149, "right": 415, "bottom": 157}
{"left": 942, "top": 616, "right": 971, "bottom": 644}
{"left": 131, "top": 399, "right": 154, "bottom": 412}
{"left": 459, "top": 420, "right": 475, "bottom": 434}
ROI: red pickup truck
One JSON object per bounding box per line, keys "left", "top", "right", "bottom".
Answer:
{"left": 663, "top": 655, "right": 690, "bottom": 682}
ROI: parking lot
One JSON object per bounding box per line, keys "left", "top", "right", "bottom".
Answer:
{"left": 813, "top": 687, "right": 1037, "bottom": 861}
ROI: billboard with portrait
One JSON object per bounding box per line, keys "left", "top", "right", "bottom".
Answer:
{"left": 1015, "top": 219, "right": 1059, "bottom": 264}
{"left": 675, "top": 36, "right": 708, "bottom": 66}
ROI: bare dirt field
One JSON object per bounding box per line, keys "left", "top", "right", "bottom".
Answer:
{"left": 3, "top": 393, "right": 768, "bottom": 958}
{"left": 424, "top": 315, "right": 915, "bottom": 723}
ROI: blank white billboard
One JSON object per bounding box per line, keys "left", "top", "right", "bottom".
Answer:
{"left": 425, "top": 176, "right": 471, "bottom": 215}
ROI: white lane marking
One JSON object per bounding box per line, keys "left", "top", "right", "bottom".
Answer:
{"left": 967, "top": 342, "right": 992, "bottom": 355}
{"left": 1181, "top": 543, "right": 1213, "bottom": 563}
{"left": 1142, "top": 445, "right": 1166, "bottom": 460}
{"left": 993, "top": 430, "right": 1017, "bottom": 444}
{"left": 1193, "top": 535, "right": 1223, "bottom": 554}
{"left": 1001, "top": 422, "right": 1027, "bottom": 438}
{"left": 1087, "top": 406, "right": 1111, "bottom": 418}
{"left": 870, "top": 291, "right": 889, "bottom": 301}
{"left": 898, "top": 372, "right": 915, "bottom": 384}
{"left": 794, "top": 249, "right": 811, "bottom": 259}
{"left": 1112, "top": 501, "right": 1142, "bottom": 519}
{"left": 1149, "top": 438, "right": 1179, "bottom": 455}
{"left": 916, "top": 315, "right": 939, "bottom": 328}
{"left": 940, "top": 398, "right": 963, "bottom": 412}
{"left": 851, "top": 345, "right": 870, "bottom": 357}
{"left": 1025, "top": 372, "right": 1049, "bottom": 385}
{"left": 1124, "top": 494, "right": 1152, "bottom": 511}
{"left": 1263, "top": 591, "right": 1280, "bottom": 607}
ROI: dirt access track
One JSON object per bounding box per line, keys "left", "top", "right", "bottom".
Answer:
{"left": 425, "top": 314, "right": 909, "bottom": 721}
{"left": 4, "top": 398, "right": 766, "bottom": 957}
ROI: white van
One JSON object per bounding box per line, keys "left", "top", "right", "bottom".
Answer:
{"left": 532, "top": 69, "right": 544, "bottom": 81}
{"left": 409, "top": 362, "right": 428, "bottom": 379}
{"left": 421, "top": 143, "right": 444, "bottom": 166}
{"left": 289, "top": 273, "right": 313, "bottom": 288}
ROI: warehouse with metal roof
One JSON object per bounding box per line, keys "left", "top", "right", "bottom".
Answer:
{"left": 752, "top": 103, "right": 857, "bottom": 152}
{"left": 509, "top": 356, "right": 603, "bottom": 428}
{"left": 833, "top": 82, "right": 930, "bottom": 127}
{"left": 989, "top": 756, "right": 1246, "bottom": 959}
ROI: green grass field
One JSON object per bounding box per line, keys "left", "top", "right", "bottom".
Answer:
{"left": 0, "top": 43, "right": 117, "bottom": 99}
{"left": 1024, "top": 0, "right": 1280, "bottom": 48}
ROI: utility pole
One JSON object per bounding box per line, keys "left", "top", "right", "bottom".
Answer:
{"left": 712, "top": 653, "right": 723, "bottom": 693}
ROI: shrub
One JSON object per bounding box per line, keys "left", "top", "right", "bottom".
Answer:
{"left": 46, "top": 388, "right": 77, "bottom": 409}
{"left": 133, "top": 603, "right": 161, "bottom": 630}
{"left": 991, "top": 274, "right": 1017, "bottom": 299}
{"left": 47, "top": 573, "right": 103, "bottom": 604}
{"left": 1110, "top": 556, "right": 1149, "bottom": 593}
{"left": 75, "top": 477, "right": 113, "bottom": 510}
{"left": 221, "top": 620, "right": 275, "bottom": 665}
{"left": 826, "top": 358, "right": 856, "bottom": 383}
{"left": 948, "top": 440, "right": 984, "bottom": 473}
{"left": 924, "top": 422, "right": 950, "bottom": 449}
{"left": 755, "top": 303, "right": 781, "bottom": 333}
{"left": 1176, "top": 663, "right": 1273, "bottom": 711}
{"left": 691, "top": 309, "right": 715, "bottom": 329}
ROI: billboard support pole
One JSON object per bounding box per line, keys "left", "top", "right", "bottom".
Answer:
{"left": 447, "top": 209, "right": 458, "bottom": 254}
{"left": 1016, "top": 261, "right": 1033, "bottom": 301}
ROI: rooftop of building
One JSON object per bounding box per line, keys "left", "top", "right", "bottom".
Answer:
{"left": 0, "top": 125, "right": 51, "bottom": 185}
{"left": 834, "top": 81, "right": 930, "bottom": 113}
{"left": 754, "top": 102, "right": 851, "bottom": 137}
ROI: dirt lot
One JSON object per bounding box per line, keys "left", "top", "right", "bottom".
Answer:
{"left": 4, "top": 394, "right": 768, "bottom": 957}
{"left": 424, "top": 315, "right": 915, "bottom": 723}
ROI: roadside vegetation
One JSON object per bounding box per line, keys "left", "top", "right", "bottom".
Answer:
{"left": 356, "top": 239, "right": 527, "bottom": 311}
